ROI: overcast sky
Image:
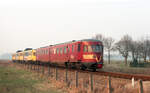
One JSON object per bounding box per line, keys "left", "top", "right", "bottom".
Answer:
{"left": 0, "top": 0, "right": 150, "bottom": 55}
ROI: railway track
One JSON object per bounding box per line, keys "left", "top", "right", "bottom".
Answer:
{"left": 15, "top": 62, "right": 150, "bottom": 81}
{"left": 65, "top": 68, "right": 150, "bottom": 81}
{"left": 93, "top": 71, "right": 150, "bottom": 81}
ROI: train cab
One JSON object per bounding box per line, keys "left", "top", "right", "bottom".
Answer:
{"left": 32, "top": 49, "right": 36, "bottom": 62}
{"left": 23, "top": 48, "right": 36, "bottom": 63}
{"left": 23, "top": 48, "right": 33, "bottom": 62}
{"left": 12, "top": 53, "right": 16, "bottom": 62}
{"left": 78, "top": 39, "right": 103, "bottom": 71}
{"left": 18, "top": 51, "right": 23, "bottom": 63}
{"left": 16, "top": 50, "right": 22, "bottom": 63}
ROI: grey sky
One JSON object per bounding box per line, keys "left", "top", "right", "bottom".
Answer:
{"left": 0, "top": 0, "right": 150, "bottom": 54}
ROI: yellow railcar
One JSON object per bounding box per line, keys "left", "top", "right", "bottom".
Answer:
{"left": 12, "top": 53, "right": 16, "bottom": 62}
{"left": 18, "top": 51, "right": 24, "bottom": 62}
{"left": 23, "top": 48, "right": 36, "bottom": 62}
{"left": 15, "top": 50, "right": 23, "bottom": 62}
{"left": 32, "top": 49, "right": 36, "bottom": 62}
{"left": 16, "top": 52, "right": 20, "bottom": 62}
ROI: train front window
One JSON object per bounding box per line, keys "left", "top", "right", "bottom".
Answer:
{"left": 92, "top": 45, "right": 102, "bottom": 52}
{"left": 84, "top": 45, "right": 102, "bottom": 53}
{"left": 84, "top": 45, "right": 88, "bottom": 52}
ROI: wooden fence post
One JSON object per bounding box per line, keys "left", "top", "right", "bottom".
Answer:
{"left": 90, "top": 74, "right": 93, "bottom": 91}
{"left": 37, "top": 62, "right": 40, "bottom": 73}
{"left": 48, "top": 64, "right": 50, "bottom": 76}
{"left": 42, "top": 64, "right": 44, "bottom": 74}
{"left": 66, "top": 69, "right": 68, "bottom": 83}
{"left": 35, "top": 62, "right": 37, "bottom": 71}
{"left": 55, "top": 67, "right": 58, "bottom": 80}
{"left": 33, "top": 63, "right": 35, "bottom": 70}
{"left": 26, "top": 62, "right": 27, "bottom": 69}
{"left": 28, "top": 62, "right": 29, "bottom": 69}
{"left": 24, "top": 62, "right": 26, "bottom": 70}
{"left": 132, "top": 77, "right": 135, "bottom": 88}
{"left": 108, "top": 76, "right": 112, "bottom": 93}
{"left": 30, "top": 62, "right": 32, "bottom": 70}
{"left": 75, "top": 71, "right": 78, "bottom": 88}
{"left": 139, "top": 80, "right": 143, "bottom": 93}
{"left": 24, "top": 62, "right": 25, "bottom": 67}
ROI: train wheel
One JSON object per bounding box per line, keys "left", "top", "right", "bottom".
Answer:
{"left": 65, "top": 62, "right": 69, "bottom": 68}
{"left": 80, "top": 65, "right": 86, "bottom": 70}
{"left": 71, "top": 63, "right": 76, "bottom": 69}
{"left": 91, "top": 68, "right": 96, "bottom": 72}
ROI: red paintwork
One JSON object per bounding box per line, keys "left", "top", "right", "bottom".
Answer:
{"left": 36, "top": 39, "right": 103, "bottom": 68}
{"left": 97, "top": 64, "right": 103, "bottom": 68}
{"left": 36, "top": 47, "right": 50, "bottom": 62}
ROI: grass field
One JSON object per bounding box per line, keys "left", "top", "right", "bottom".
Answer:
{"left": 102, "top": 60, "right": 150, "bottom": 75}
{"left": 0, "top": 62, "right": 64, "bottom": 93}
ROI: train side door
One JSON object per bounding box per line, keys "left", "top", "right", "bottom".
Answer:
{"left": 62, "top": 45, "right": 68, "bottom": 62}
{"left": 67, "top": 44, "right": 71, "bottom": 62}
{"left": 77, "top": 42, "right": 82, "bottom": 62}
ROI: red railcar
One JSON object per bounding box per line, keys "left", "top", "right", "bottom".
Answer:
{"left": 36, "top": 39, "right": 103, "bottom": 71}
{"left": 36, "top": 47, "right": 50, "bottom": 63}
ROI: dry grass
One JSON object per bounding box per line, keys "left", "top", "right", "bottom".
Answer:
{"left": 2, "top": 60, "right": 150, "bottom": 93}
{"left": 102, "top": 61, "right": 150, "bottom": 75}
{"left": 0, "top": 61, "right": 65, "bottom": 93}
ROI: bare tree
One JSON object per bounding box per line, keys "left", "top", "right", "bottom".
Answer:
{"left": 104, "top": 37, "right": 115, "bottom": 64}
{"left": 138, "top": 39, "right": 150, "bottom": 62}
{"left": 148, "top": 42, "right": 150, "bottom": 61}
{"left": 115, "top": 35, "right": 132, "bottom": 65}
{"left": 130, "top": 41, "right": 139, "bottom": 61}
{"left": 93, "top": 34, "right": 105, "bottom": 42}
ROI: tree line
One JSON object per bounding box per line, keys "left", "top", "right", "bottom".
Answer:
{"left": 93, "top": 34, "right": 150, "bottom": 65}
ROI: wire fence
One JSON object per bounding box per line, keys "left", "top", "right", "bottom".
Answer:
{"left": 13, "top": 62, "right": 144, "bottom": 93}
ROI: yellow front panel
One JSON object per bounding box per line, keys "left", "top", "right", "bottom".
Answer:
{"left": 23, "top": 51, "right": 32, "bottom": 62}
{"left": 23, "top": 51, "right": 26, "bottom": 61}
{"left": 12, "top": 54, "right": 16, "bottom": 60}
{"left": 19, "top": 52, "right": 24, "bottom": 61}
{"left": 83, "top": 54, "right": 102, "bottom": 62}
{"left": 83, "top": 54, "right": 94, "bottom": 59}
{"left": 32, "top": 50, "right": 36, "bottom": 62}
{"left": 28, "top": 50, "right": 32, "bottom": 61}
{"left": 16, "top": 53, "right": 19, "bottom": 61}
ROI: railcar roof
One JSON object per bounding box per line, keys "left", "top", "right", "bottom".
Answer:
{"left": 16, "top": 50, "right": 22, "bottom": 53}
{"left": 52, "top": 39, "right": 102, "bottom": 46}
{"left": 24, "top": 48, "right": 32, "bottom": 51}
{"left": 79, "top": 39, "right": 102, "bottom": 42}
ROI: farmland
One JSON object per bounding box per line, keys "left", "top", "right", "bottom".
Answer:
{"left": 1, "top": 60, "right": 150, "bottom": 93}
{"left": 0, "top": 60, "right": 65, "bottom": 93}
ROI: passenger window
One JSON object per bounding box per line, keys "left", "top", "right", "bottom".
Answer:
{"left": 72, "top": 45, "right": 74, "bottom": 52}
{"left": 88, "top": 46, "right": 93, "bottom": 52}
{"left": 46, "top": 50, "right": 47, "bottom": 54}
{"left": 54, "top": 49, "right": 56, "bottom": 54}
{"left": 68, "top": 47, "right": 70, "bottom": 53}
{"left": 78, "top": 44, "right": 81, "bottom": 52}
{"left": 60, "top": 48, "right": 63, "bottom": 54}
{"left": 64, "top": 47, "right": 67, "bottom": 54}
{"left": 84, "top": 45, "right": 88, "bottom": 52}
{"left": 47, "top": 50, "right": 49, "bottom": 54}
{"left": 56, "top": 48, "right": 59, "bottom": 54}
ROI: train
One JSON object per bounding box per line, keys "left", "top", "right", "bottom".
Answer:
{"left": 12, "top": 39, "right": 103, "bottom": 71}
